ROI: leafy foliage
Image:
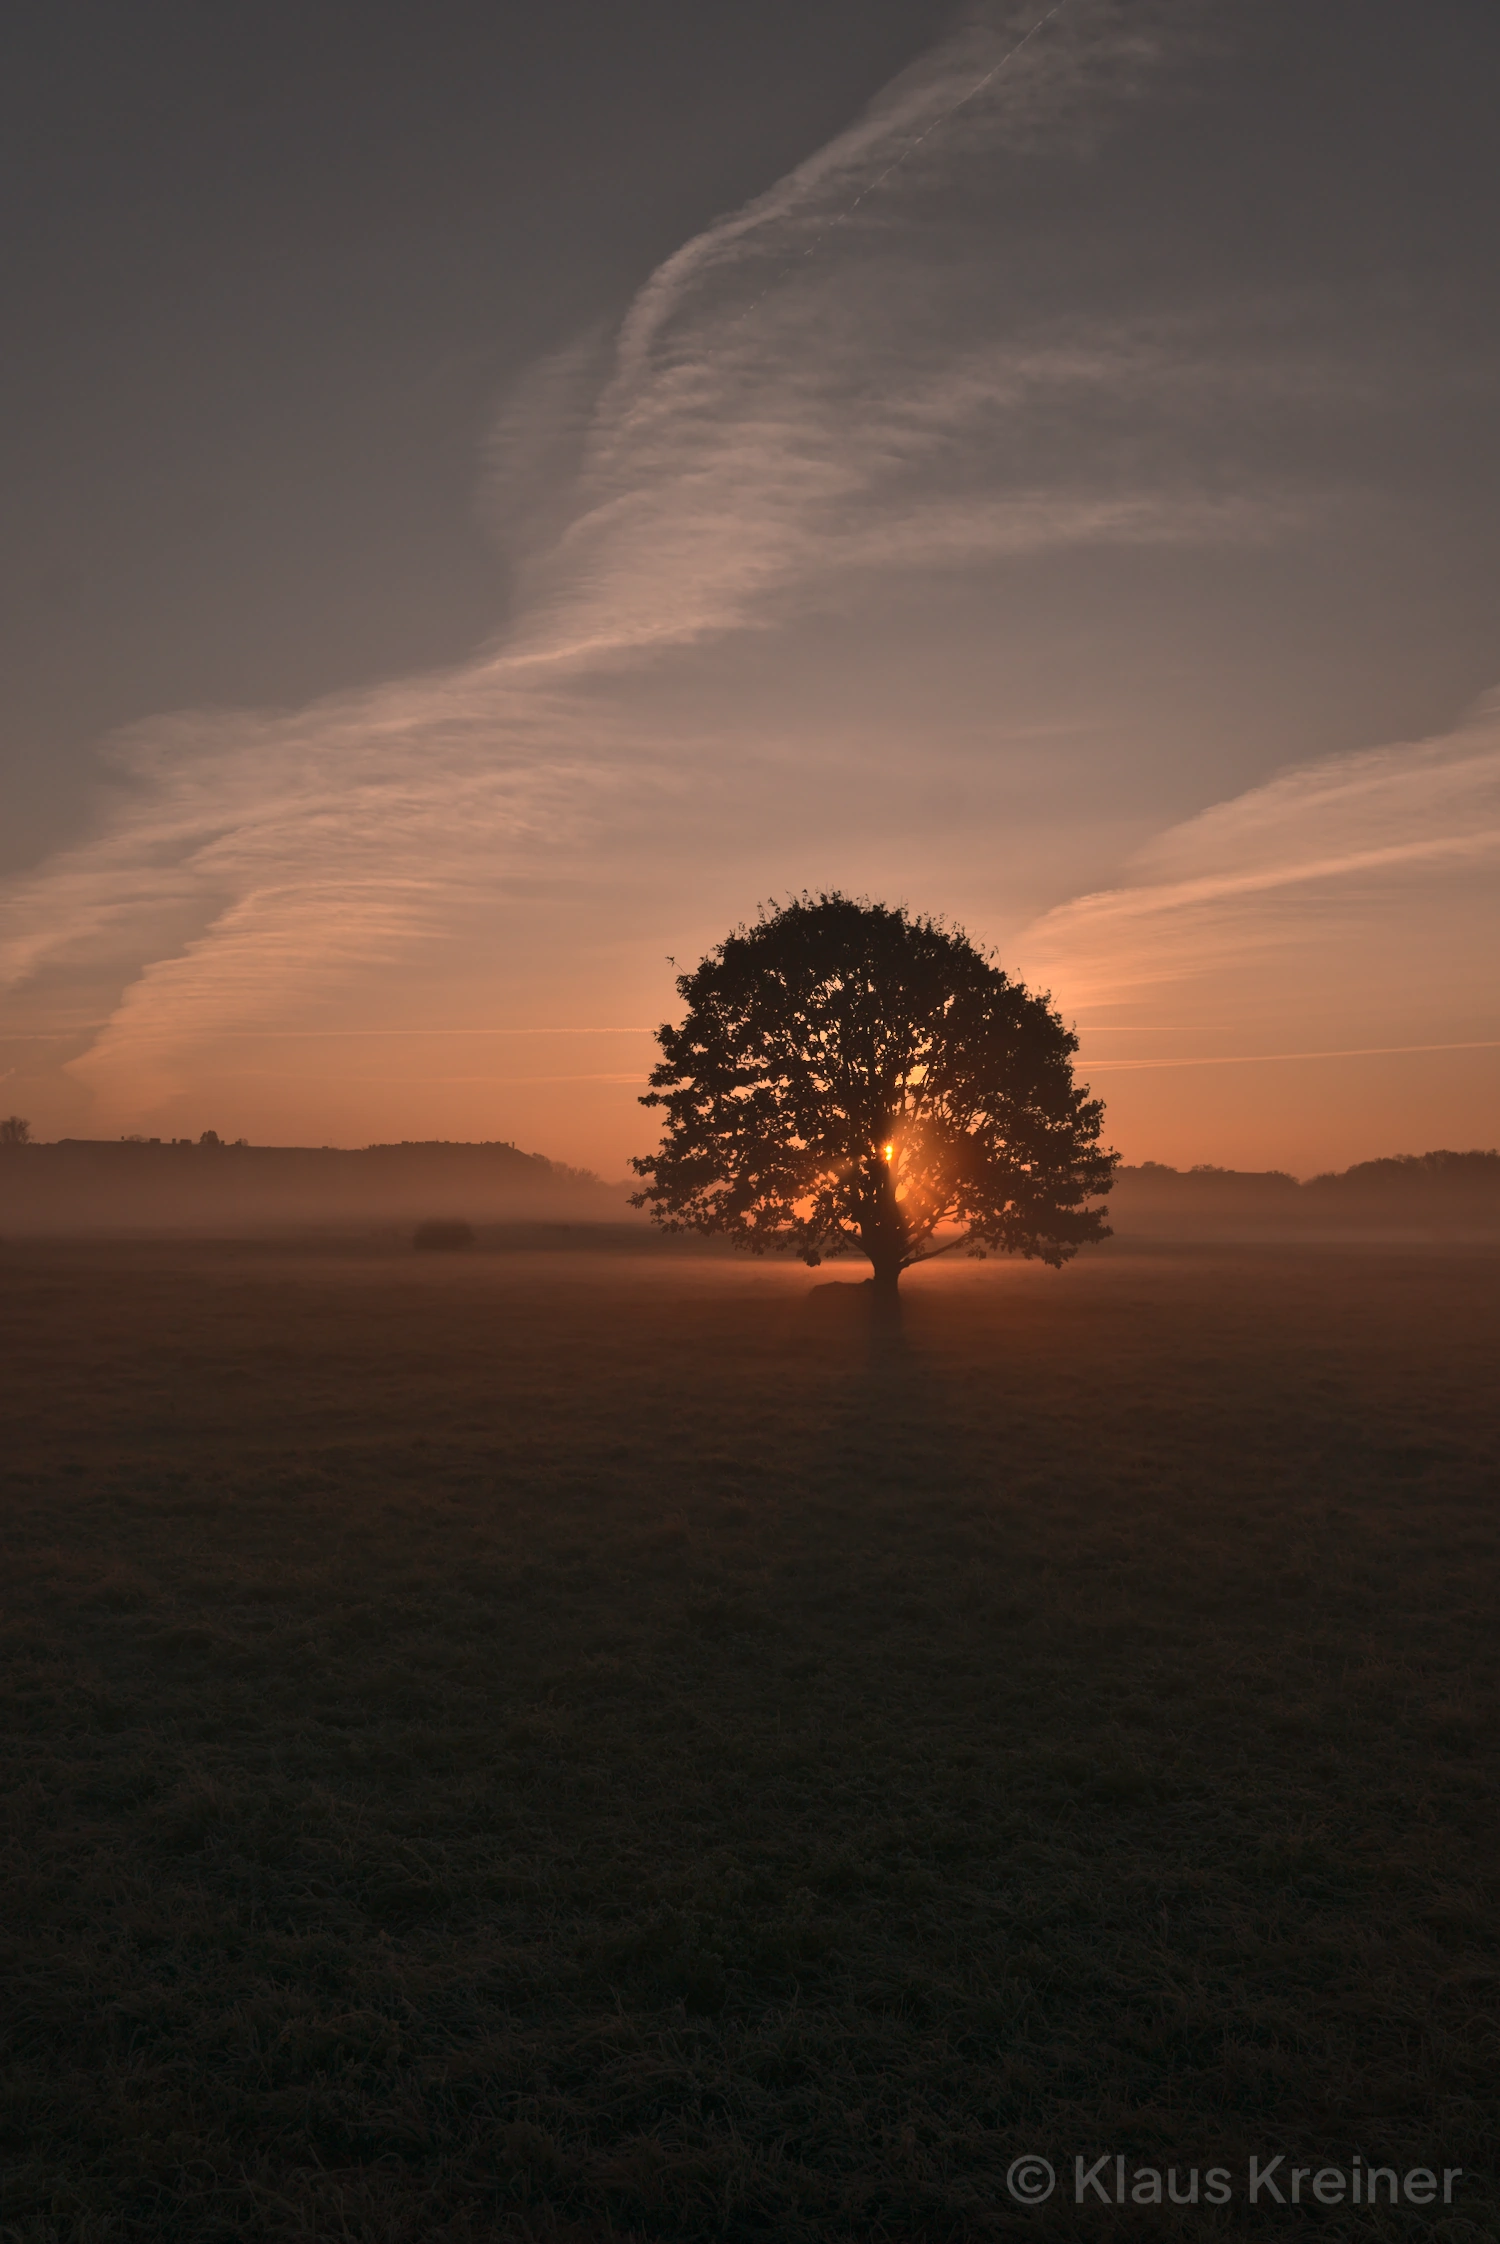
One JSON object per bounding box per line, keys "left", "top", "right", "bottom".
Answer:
{"left": 631, "top": 894, "right": 1115, "bottom": 1281}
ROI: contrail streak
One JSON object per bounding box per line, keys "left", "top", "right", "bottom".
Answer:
{"left": 1085, "top": 1040, "right": 1500, "bottom": 1073}
{"left": 840, "top": 3, "right": 1071, "bottom": 216}
{"left": 728, "top": 4, "right": 1075, "bottom": 328}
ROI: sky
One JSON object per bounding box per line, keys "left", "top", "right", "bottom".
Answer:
{"left": 2, "top": 0, "right": 1498, "bottom": 1179}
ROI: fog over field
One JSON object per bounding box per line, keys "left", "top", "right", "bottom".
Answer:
{"left": 3, "top": 1133, "right": 1498, "bottom": 1243}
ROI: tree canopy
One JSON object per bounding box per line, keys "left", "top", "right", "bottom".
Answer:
{"left": 630, "top": 895, "right": 1115, "bottom": 1290}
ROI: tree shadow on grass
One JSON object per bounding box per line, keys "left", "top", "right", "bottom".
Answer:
{"left": 786, "top": 1275, "right": 971, "bottom": 1513}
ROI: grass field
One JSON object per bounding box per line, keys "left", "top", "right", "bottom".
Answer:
{"left": 1, "top": 1238, "right": 1496, "bottom": 2241}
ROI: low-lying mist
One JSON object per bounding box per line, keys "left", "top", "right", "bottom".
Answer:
{"left": 2, "top": 1136, "right": 1497, "bottom": 1243}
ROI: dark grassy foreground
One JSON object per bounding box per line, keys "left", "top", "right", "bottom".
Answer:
{"left": 1, "top": 1240, "right": 1496, "bottom": 2243}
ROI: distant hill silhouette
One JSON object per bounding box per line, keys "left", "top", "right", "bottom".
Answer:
{"left": 1, "top": 1137, "right": 1495, "bottom": 1240}
{"left": 1112, "top": 1150, "right": 1500, "bottom": 1239}
{"left": 0, "top": 1136, "right": 628, "bottom": 1234}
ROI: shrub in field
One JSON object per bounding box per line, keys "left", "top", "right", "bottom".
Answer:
{"left": 412, "top": 1219, "right": 475, "bottom": 1252}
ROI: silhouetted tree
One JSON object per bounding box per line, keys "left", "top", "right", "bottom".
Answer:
{"left": 630, "top": 895, "right": 1115, "bottom": 1294}
{"left": 0, "top": 1115, "right": 30, "bottom": 1149}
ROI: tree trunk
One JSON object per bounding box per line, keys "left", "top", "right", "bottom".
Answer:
{"left": 862, "top": 1143, "right": 907, "bottom": 1299}
{"left": 866, "top": 1252, "right": 905, "bottom": 1347}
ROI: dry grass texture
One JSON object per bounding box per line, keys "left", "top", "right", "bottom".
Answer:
{"left": 1, "top": 1240, "right": 1496, "bottom": 2240}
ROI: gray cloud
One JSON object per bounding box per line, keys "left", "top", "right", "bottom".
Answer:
{"left": 1, "top": 0, "right": 1492, "bottom": 1168}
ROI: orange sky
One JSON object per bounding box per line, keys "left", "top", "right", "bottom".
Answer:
{"left": 3, "top": 11, "right": 1497, "bottom": 1179}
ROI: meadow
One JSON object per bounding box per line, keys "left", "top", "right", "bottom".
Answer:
{"left": 1, "top": 1237, "right": 1496, "bottom": 2242}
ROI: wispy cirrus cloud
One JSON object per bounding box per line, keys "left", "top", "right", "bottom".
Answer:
{"left": 0, "top": 0, "right": 1470, "bottom": 1168}
{"left": 1022, "top": 694, "right": 1500, "bottom": 1008}
{"left": 1013, "top": 695, "right": 1500, "bottom": 1166}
